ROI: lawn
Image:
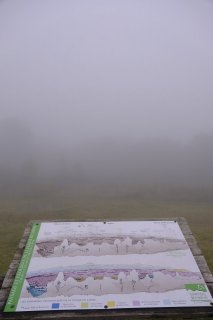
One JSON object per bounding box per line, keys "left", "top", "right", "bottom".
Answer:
{"left": 0, "top": 192, "right": 212, "bottom": 274}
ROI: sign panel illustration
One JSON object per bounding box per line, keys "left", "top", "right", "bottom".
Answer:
{"left": 4, "top": 221, "right": 213, "bottom": 312}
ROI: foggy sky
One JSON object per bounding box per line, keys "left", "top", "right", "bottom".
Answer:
{"left": 0, "top": 0, "right": 213, "bottom": 196}
{"left": 1, "top": 0, "right": 213, "bottom": 143}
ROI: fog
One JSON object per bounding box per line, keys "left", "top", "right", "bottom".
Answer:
{"left": 0, "top": 0, "right": 213, "bottom": 199}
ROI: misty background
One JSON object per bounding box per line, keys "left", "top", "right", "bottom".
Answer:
{"left": 0, "top": 0, "right": 213, "bottom": 200}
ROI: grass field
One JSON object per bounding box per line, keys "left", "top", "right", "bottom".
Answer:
{"left": 0, "top": 192, "right": 212, "bottom": 274}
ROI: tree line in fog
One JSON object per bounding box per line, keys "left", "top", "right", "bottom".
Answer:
{"left": 0, "top": 118, "right": 213, "bottom": 199}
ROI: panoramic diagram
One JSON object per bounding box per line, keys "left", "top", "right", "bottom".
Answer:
{"left": 34, "top": 235, "right": 188, "bottom": 257}
{"left": 22, "top": 263, "right": 203, "bottom": 298}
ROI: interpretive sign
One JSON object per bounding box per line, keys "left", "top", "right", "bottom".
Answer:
{"left": 4, "top": 221, "right": 213, "bottom": 312}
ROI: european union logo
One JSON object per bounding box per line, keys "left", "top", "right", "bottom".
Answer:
{"left": 52, "top": 303, "right": 60, "bottom": 309}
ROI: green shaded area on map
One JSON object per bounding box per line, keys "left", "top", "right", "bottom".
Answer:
{"left": 185, "top": 284, "right": 207, "bottom": 292}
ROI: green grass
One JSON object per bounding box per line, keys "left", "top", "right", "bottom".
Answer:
{"left": 0, "top": 192, "right": 212, "bottom": 274}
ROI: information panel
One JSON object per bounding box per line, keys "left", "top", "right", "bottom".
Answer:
{"left": 4, "top": 221, "right": 213, "bottom": 312}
